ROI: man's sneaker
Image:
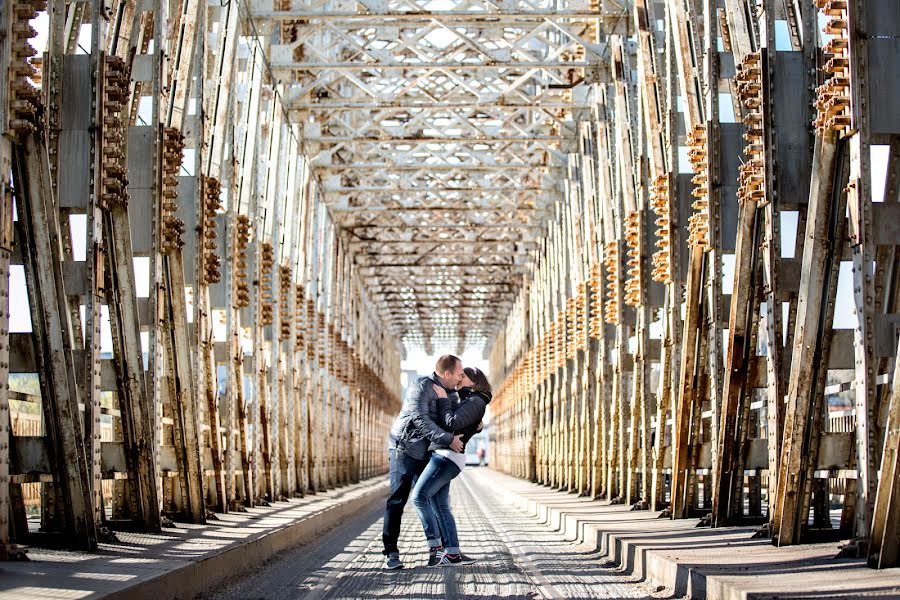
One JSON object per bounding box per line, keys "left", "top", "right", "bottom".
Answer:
{"left": 427, "top": 546, "right": 445, "bottom": 567}
{"left": 384, "top": 552, "right": 403, "bottom": 570}
{"left": 439, "top": 552, "right": 477, "bottom": 566}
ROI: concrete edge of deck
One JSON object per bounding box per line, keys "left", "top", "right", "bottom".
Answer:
{"left": 485, "top": 469, "right": 900, "bottom": 600}
{"left": 103, "top": 478, "right": 389, "bottom": 600}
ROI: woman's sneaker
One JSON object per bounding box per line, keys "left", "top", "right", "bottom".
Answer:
{"left": 439, "top": 552, "right": 477, "bottom": 566}
{"left": 427, "top": 546, "right": 445, "bottom": 567}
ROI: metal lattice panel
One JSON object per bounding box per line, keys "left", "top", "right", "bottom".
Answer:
{"left": 251, "top": 0, "right": 606, "bottom": 355}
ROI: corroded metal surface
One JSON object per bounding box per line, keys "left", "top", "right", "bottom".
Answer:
{"left": 1, "top": 0, "right": 400, "bottom": 558}
{"left": 1, "top": 0, "right": 899, "bottom": 575}
{"left": 488, "top": 0, "right": 900, "bottom": 571}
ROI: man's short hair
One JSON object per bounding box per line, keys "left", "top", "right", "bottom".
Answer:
{"left": 435, "top": 354, "right": 461, "bottom": 374}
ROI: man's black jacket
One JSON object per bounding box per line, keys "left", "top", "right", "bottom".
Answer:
{"left": 389, "top": 374, "right": 455, "bottom": 460}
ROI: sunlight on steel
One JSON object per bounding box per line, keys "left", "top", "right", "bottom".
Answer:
{"left": 253, "top": 0, "right": 609, "bottom": 357}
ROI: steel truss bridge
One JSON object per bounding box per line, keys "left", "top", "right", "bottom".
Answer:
{"left": 0, "top": 0, "right": 899, "bottom": 573}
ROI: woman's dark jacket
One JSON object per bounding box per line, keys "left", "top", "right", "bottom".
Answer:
{"left": 428, "top": 388, "right": 492, "bottom": 453}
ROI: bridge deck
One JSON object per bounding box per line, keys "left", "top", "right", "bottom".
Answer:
{"left": 3, "top": 469, "right": 899, "bottom": 599}
{"left": 207, "top": 467, "right": 654, "bottom": 600}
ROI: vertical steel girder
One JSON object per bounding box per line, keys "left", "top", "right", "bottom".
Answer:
{"left": 0, "top": 0, "right": 22, "bottom": 560}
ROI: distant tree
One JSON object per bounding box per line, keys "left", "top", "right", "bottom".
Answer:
{"left": 9, "top": 373, "right": 41, "bottom": 395}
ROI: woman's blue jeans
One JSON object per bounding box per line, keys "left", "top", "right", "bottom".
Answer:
{"left": 411, "top": 454, "right": 462, "bottom": 553}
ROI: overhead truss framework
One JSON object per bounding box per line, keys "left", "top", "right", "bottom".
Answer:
{"left": 251, "top": 0, "right": 611, "bottom": 355}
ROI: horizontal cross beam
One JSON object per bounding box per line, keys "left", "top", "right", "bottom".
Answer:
{"left": 339, "top": 217, "right": 538, "bottom": 227}
{"left": 359, "top": 264, "right": 525, "bottom": 272}
{"left": 325, "top": 186, "right": 552, "bottom": 194}
{"left": 356, "top": 253, "right": 527, "bottom": 260}
{"left": 371, "top": 287, "right": 518, "bottom": 298}
{"left": 342, "top": 223, "right": 540, "bottom": 229}
{"left": 335, "top": 204, "right": 545, "bottom": 214}
{"left": 387, "top": 318, "right": 508, "bottom": 326}
{"left": 253, "top": 10, "right": 617, "bottom": 20}
{"left": 390, "top": 331, "right": 505, "bottom": 341}
{"left": 383, "top": 314, "right": 510, "bottom": 323}
{"left": 333, "top": 206, "right": 541, "bottom": 213}
{"left": 329, "top": 187, "right": 544, "bottom": 194}
{"left": 349, "top": 239, "right": 535, "bottom": 247}
{"left": 366, "top": 280, "right": 517, "bottom": 288}
{"left": 381, "top": 297, "right": 516, "bottom": 307}
{"left": 373, "top": 290, "right": 518, "bottom": 299}
{"left": 320, "top": 161, "right": 558, "bottom": 170}
{"left": 357, "top": 258, "right": 521, "bottom": 267}
{"left": 272, "top": 61, "right": 591, "bottom": 70}
{"left": 320, "top": 164, "right": 554, "bottom": 171}
{"left": 398, "top": 321, "right": 502, "bottom": 327}
{"left": 292, "top": 101, "right": 585, "bottom": 110}
{"left": 383, "top": 315, "right": 511, "bottom": 324}
{"left": 307, "top": 136, "right": 569, "bottom": 143}
{"left": 378, "top": 304, "right": 514, "bottom": 316}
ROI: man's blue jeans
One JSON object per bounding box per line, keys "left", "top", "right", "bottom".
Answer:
{"left": 411, "top": 454, "right": 462, "bottom": 553}
{"left": 383, "top": 448, "right": 429, "bottom": 555}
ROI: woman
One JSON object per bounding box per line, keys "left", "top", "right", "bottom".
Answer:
{"left": 410, "top": 366, "right": 492, "bottom": 567}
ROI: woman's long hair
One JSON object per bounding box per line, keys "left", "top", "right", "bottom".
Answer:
{"left": 463, "top": 367, "right": 492, "bottom": 396}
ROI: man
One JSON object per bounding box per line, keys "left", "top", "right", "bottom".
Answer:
{"left": 382, "top": 355, "right": 464, "bottom": 570}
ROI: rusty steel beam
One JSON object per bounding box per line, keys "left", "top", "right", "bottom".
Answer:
{"left": 0, "top": 0, "right": 21, "bottom": 560}
{"left": 14, "top": 134, "right": 97, "bottom": 550}
{"left": 254, "top": 9, "right": 617, "bottom": 20}
{"left": 1, "top": 0, "right": 402, "bottom": 556}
